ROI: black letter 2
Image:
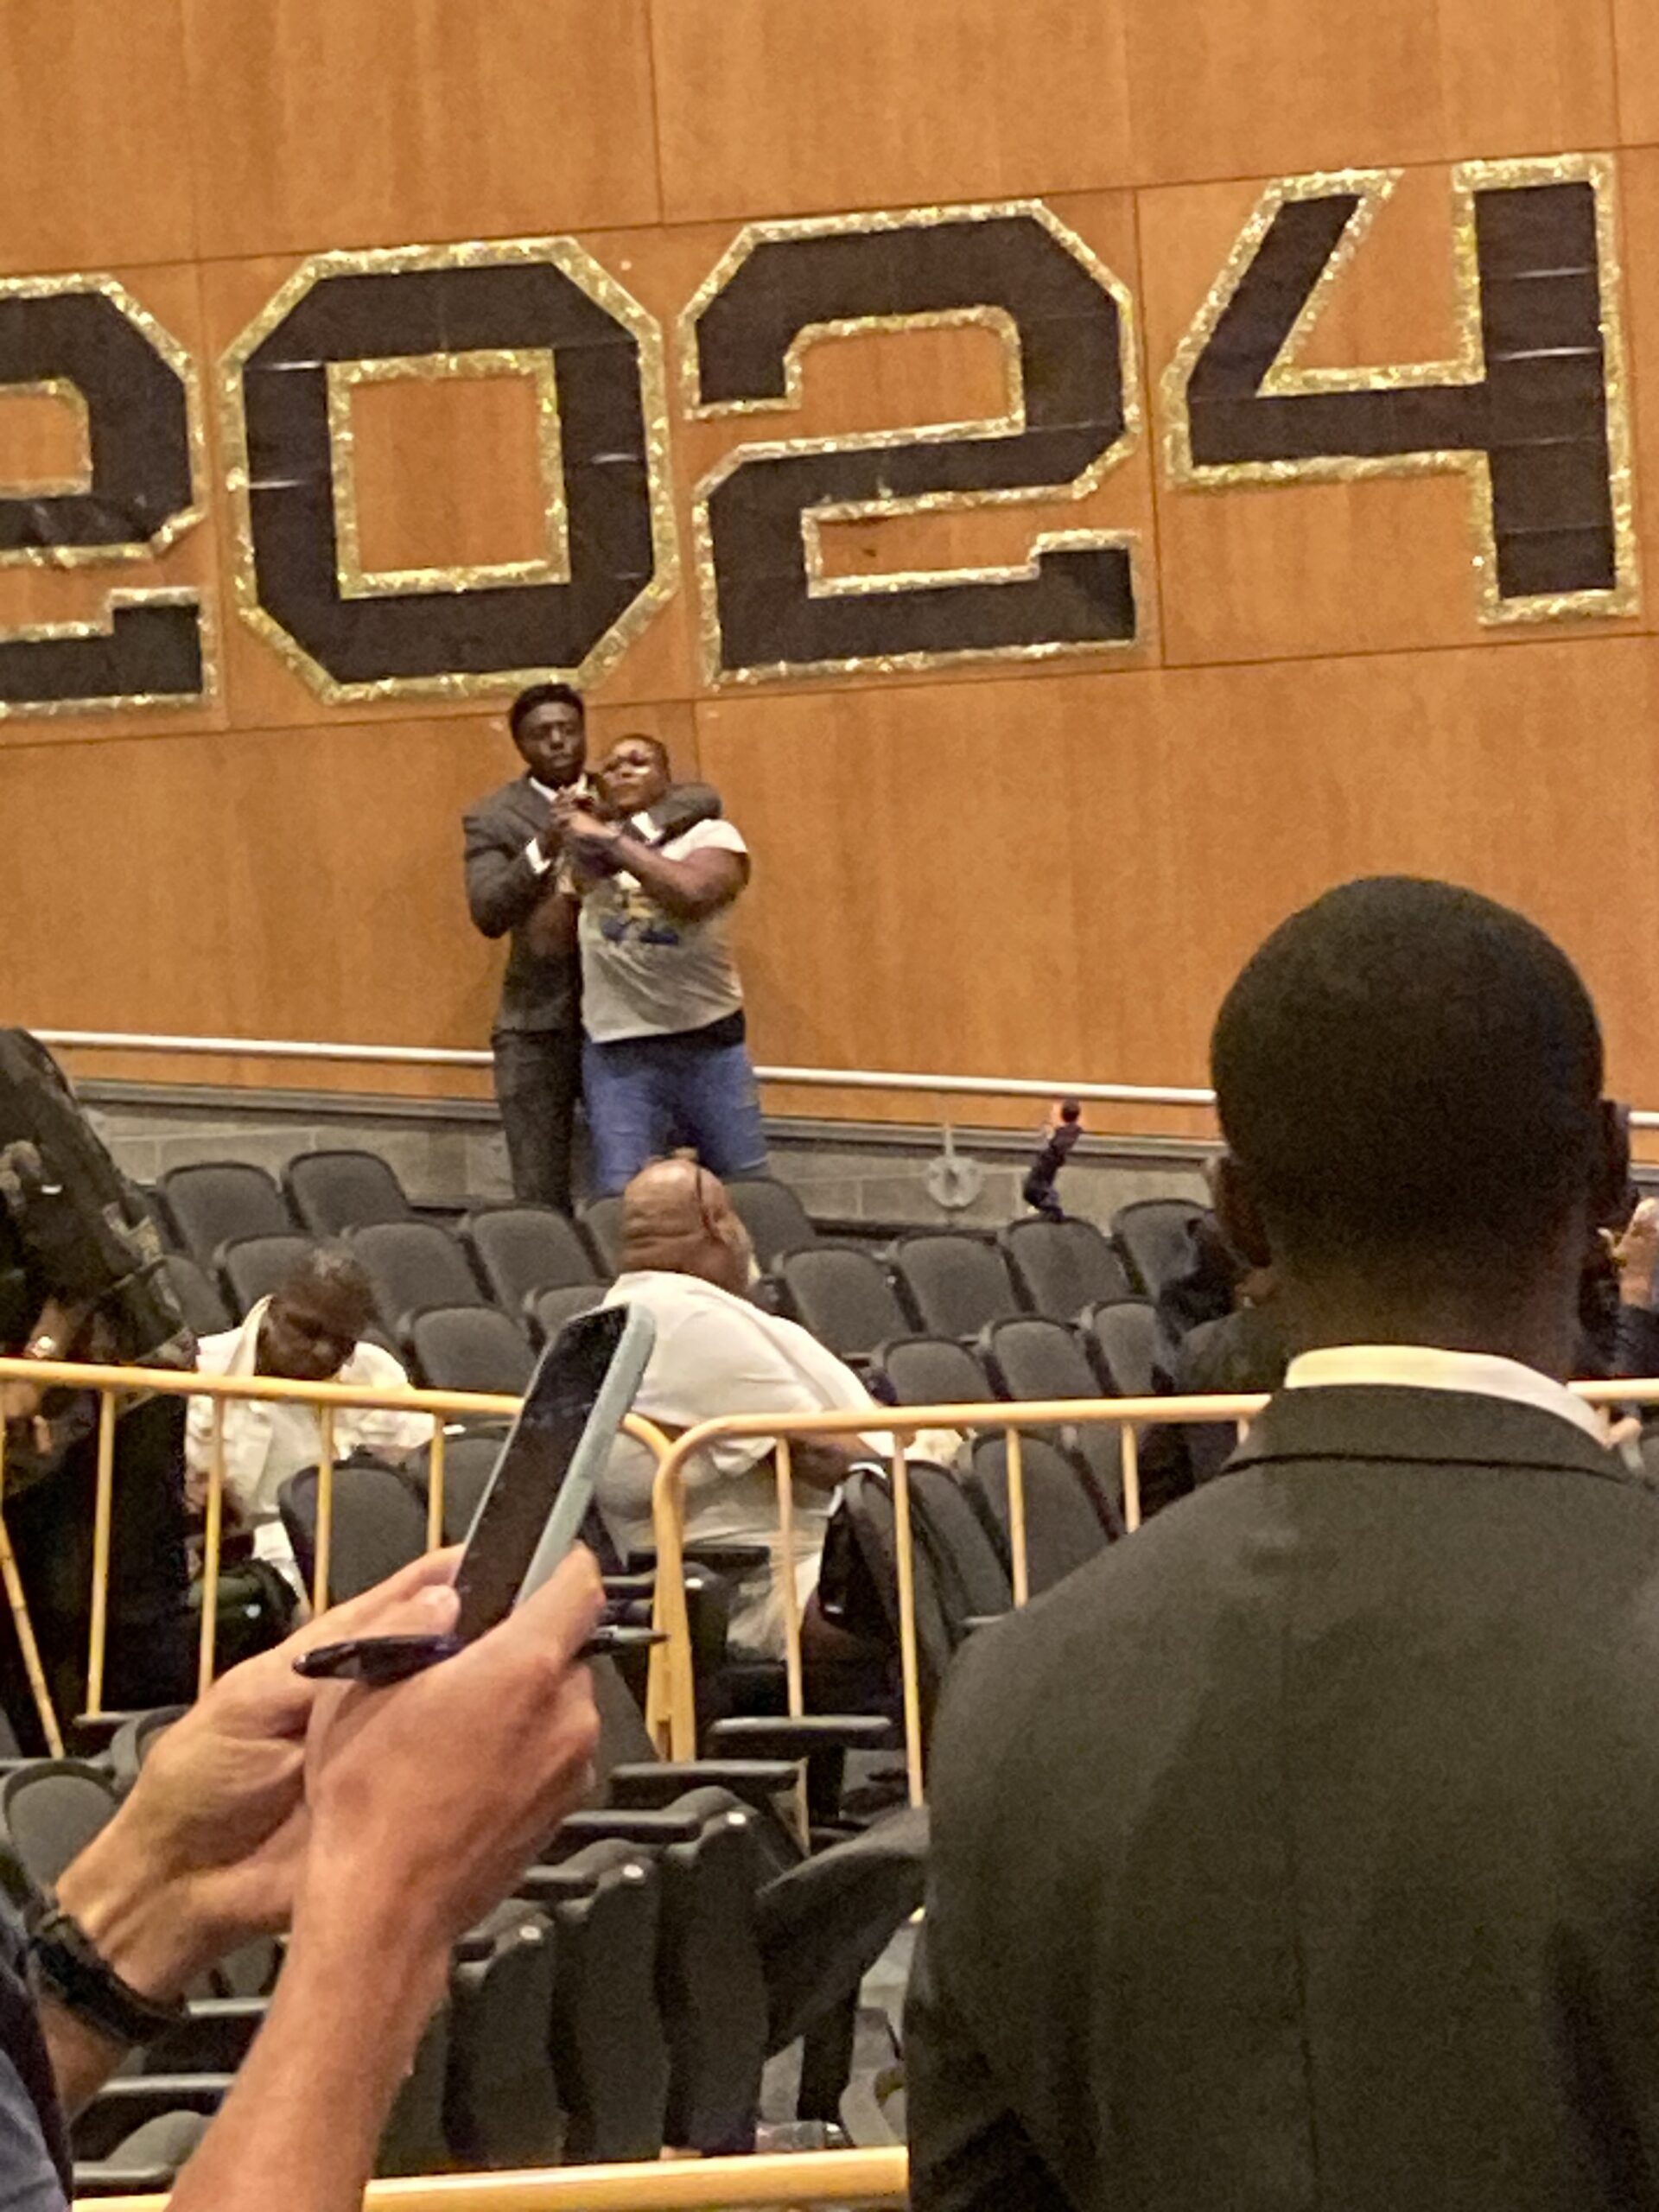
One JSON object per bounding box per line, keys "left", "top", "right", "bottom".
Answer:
{"left": 687, "top": 205, "right": 1140, "bottom": 682}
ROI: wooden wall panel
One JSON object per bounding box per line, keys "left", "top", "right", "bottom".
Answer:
{"left": 649, "top": 0, "right": 1135, "bottom": 226}
{"left": 0, "top": 0, "right": 196, "bottom": 276}
{"left": 697, "top": 633, "right": 1659, "bottom": 1109}
{"left": 181, "top": 0, "right": 661, "bottom": 259}
{"left": 1123, "top": 0, "right": 1616, "bottom": 187}
{"left": 0, "top": 0, "right": 1651, "bottom": 1132}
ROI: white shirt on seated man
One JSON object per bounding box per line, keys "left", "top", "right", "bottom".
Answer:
{"left": 597, "top": 1156, "right": 887, "bottom": 1661}
{"left": 186, "top": 1245, "right": 433, "bottom": 1596}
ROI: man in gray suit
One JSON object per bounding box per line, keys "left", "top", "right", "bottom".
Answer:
{"left": 463, "top": 684, "right": 721, "bottom": 1212}
{"left": 907, "top": 877, "right": 1657, "bottom": 2212}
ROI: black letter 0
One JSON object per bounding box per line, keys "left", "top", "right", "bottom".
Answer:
{"left": 1163, "top": 156, "right": 1637, "bottom": 621}
{"left": 686, "top": 206, "right": 1139, "bottom": 682}
{"left": 222, "top": 242, "right": 677, "bottom": 700}
{"left": 0, "top": 278, "right": 204, "bottom": 717}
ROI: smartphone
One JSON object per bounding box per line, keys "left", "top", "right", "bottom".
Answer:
{"left": 296, "top": 1302, "right": 656, "bottom": 1685}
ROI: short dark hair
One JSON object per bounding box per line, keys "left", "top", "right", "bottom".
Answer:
{"left": 609, "top": 731, "right": 670, "bottom": 772}
{"left": 509, "top": 682, "right": 584, "bottom": 741}
{"left": 276, "top": 1243, "right": 374, "bottom": 1314}
{"left": 1211, "top": 877, "right": 1605, "bottom": 1268}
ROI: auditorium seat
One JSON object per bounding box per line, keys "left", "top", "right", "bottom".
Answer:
{"left": 278, "top": 1461, "right": 429, "bottom": 1603}
{"left": 162, "top": 1252, "right": 232, "bottom": 1338}
{"left": 977, "top": 1314, "right": 1123, "bottom": 1511}
{"left": 445, "top": 1903, "right": 565, "bottom": 2170}
{"left": 218, "top": 1233, "right": 314, "bottom": 1319}
{"left": 1110, "top": 1197, "right": 1206, "bottom": 1300}
{"left": 889, "top": 1231, "right": 1025, "bottom": 1340}
{"left": 158, "top": 1162, "right": 293, "bottom": 1269}
{"left": 966, "top": 1433, "right": 1116, "bottom": 1593}
{"left": 0, "top": 1759, "right": 118, "bottom": 1895}
{"left": 579, "top": 1195, "right": 626, "bottom": 1275}
{"left": 772, "top": 1244, "right": 909, "bottom": 1363}
{"left": 463, "top": 1203, "right": 602, "bottom": 1314}
{"left": 406, "top": 1305, "right": 536, "bottom": 1396}
{"left": 283, "top": 1148, "right": 416, "bottom": 1238}
{"left": 348, "top": 1220, "right": 487, "bottom": 1339}
{"left": 724, "top": 1177, "right": 818, "bottom": 1269}
{"left": 1083, "top": 1296, "right": 1162, "bottom": 1398}
{"left": 870, "top": 1334, "right": 991, "bottom": 1408}
{"left": 999, "top": 1215, "right": 1132, "bottom": 1319}
{"left": 525, "top": 1283, "right": 606, "bottom": 1344}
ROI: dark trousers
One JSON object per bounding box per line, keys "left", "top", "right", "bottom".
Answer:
{"left": 493, "top": 1027, "right": 583, "bottom": 1213}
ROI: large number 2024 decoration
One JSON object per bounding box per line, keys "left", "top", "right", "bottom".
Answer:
{"left": 0, "top": 156, "right": 1637, "bottom": 716}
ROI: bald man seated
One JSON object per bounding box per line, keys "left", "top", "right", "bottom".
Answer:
{"left": 597, "top": 1158, "right": 883, "bottom": 1668}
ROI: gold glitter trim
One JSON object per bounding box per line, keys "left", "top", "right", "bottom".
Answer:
{"left": 327, "top": 348, "right": 570, "bottom": 600}
{"left": 0, "top": 274, "right": 207, "bottom": 570}
{"left": 219, "top": 237, "right": 679, "bottom": 703}
{"left": 0, "top": 587, "right": 218, "bottom": 723}
{"left": 0, "top": 379, "right": 92, "bottom": 500}
{"left": 680, "top": 200, "right": 1142, "bottom": 686}
{"left": 1160, "top": 155, "right": 1640, "bottom": 626}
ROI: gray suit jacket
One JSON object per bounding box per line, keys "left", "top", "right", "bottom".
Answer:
{"left": 907, "top": 1383, "right": 1659, "bottom": 2212}
{"left": 462, "top": 775, "right": 721, "bottom": 1035}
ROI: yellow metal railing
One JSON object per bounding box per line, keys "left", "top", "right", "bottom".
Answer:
{"left": 0, "top": 1354, "right": 669, "bottom": 1754}
{"left": 88, "top": 2144, "right": 911, "bottom": 2212}
{"left": 645, "top": 1380, "right": 1659, "bottom": 1803}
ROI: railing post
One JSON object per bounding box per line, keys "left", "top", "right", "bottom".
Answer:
{"left": 890, "top": 1446, "right": 925, "bottom": 1809}
{"left": 427, "top": 1423, "right": 447, "bottom": 1553}
{"left": 198, "top": 1402, "right": 226, "bottom": 1696}
{"left": 85, "top": 1389, "right": 118, "bottom": 1718}
{"left": 0, "top": 1424, "right": 63, "bottom": 1755}
{"left": 1005, "top": 1425, "right": 1029, "bottom": 1606}
{"left": 313, "top": 1404, "right": 336, "bottom": 1614}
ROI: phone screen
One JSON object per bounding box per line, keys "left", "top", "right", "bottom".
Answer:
{"left": 451, "top": 1304, "right": 628, "bottom": 1642}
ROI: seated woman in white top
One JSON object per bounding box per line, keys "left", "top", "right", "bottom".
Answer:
{"left": 597, "top": 1158, "right": 883, "bottom": 1666}
{"left": 186, "top": 1246, "right": 432, "bottom": 1598}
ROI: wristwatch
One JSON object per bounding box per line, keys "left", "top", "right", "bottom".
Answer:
{"left": 27, "top": 1899, "right": 189, "bottom": 2048}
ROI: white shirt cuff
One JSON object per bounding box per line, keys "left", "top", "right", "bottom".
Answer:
{"left": 526, "top": 837, "right": 551, "bottom": 875}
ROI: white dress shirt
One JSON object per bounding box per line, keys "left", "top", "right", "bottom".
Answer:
{"left": 1284, "top": 1343, "right": 1605, "bottom": 1445}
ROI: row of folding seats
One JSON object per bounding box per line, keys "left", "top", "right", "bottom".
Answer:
{"left": 760, "top": 1198, "right": 1204, "bottom": 1366}
{"left": 138, "top": 1154, "right": 827, "bottom": 1394}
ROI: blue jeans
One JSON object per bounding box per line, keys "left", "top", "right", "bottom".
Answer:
{"left": 583, "top": 1028, "right": 768, "bottom": 1195}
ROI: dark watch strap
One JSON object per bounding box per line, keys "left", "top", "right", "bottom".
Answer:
{"left": 27, "top": 1902, "right": 189, "bottom": 2048}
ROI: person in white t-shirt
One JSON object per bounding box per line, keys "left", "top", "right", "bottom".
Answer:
{"left": 598, "top": 1157, "right": 884, "bottom": 1674}
{"left": 554, "top": 734, "right": 768, "bottom": 1195}
{"left": 186, "top": 1246, "right": 433, "bottom": 1598}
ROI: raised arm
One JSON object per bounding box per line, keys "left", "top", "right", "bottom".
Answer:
{"left": 558, "top": 803, "right": 749, "bottom": 924}
{"left": 462, "top": 804, "right": 562, "bottom": 939}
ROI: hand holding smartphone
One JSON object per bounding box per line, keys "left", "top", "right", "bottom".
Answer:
{"left": 296, "top": 1303, "right": 658, "bottom": 1687}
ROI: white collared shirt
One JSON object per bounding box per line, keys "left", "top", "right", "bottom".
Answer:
{"left": 1284, "top": 1344, "right": 1605, "bottom": 1446}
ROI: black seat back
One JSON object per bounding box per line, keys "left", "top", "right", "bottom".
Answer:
{"left": 1111, "top": 1198, "right": 1207, "bottom": 1299}
{"left": 967, "top": 1433, "right": 1114, "bottom": 1593}
{"left": 407, "top": 1305, "right": 535, "bottom": 1395}
{"left": 349, "top": 1221, "right": 486, "bottom": 1338}
{"left": 159, "top": 1162, "right": 291, "bottom": 1268}
{"left": 579, "top": 1195, "right": 626, "bottom": 1274}
{"left": 0, "top": 1760, "right": 119, "bottom": 1893}
{"left": 525, "top": 1283, "right": 605, "bottom": 1344}
{"left": 219, "top": 1232, "right": 315, "bottom": 1319}
{"left": 890, "top": 1232, "right": 1023, "bottom": 1339}
{"left": 464, "top": 1204, "right": 600, "bottom": 1310}
{"left": 284, "top": 1148, "right": 415, "bottom": 1238}
{"left": 445, "top": 1904, "right": 563, "bottom": 2169}
{"left": 542, "top": 1841, "right": 669, "bottom": 2162}
{"left": 653, "top": 1790, "right": 771, "bottom": 2154}
{"left": 1084, "top": 1295, "right": 1162, "bottom": 1397}
{"left": 774, "top": 1243, "right": 907, "bottom": 1361}
{"left": 278, "top": 1460, "right": 429, "bottom": 1602}
{"left": 978, "top": 1316, "right": 1122, "bottom": 1507}
{"left": 162, "top": 1252, "right": 232, "bottom": 1338}
{"left": 725, "top": 1178, "right": 817, "bottom": 1269}
{"left": 872, "top": 1334, "right": 991, "bottom": 1408}
{"left": 1000, "top": 1216, "right": 1132, "bottom": 1319}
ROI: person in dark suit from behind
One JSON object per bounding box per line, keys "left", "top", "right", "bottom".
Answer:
{"left": 906, "top": 876, "right": 1659, "bottom": 2212}
{"left": 462, "top": 683, "right": 720, "bottom": 1213}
